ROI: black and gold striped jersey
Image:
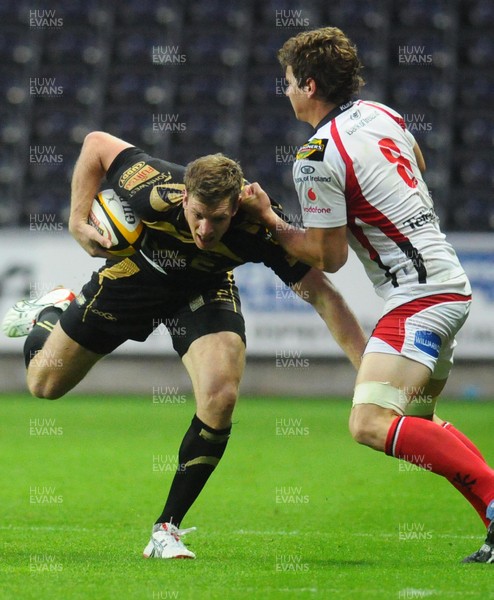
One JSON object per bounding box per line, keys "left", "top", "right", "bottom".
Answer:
{"left": 105, "top": 147, "right": 310, "bottom": 289}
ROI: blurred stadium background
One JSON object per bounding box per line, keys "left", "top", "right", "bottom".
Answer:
{"left": 0, "top": 0, "right": 493, "bottom": 397}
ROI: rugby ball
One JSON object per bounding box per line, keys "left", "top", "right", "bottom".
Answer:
{"left": 88, "top": 189, "right": 145, "bottom": 256}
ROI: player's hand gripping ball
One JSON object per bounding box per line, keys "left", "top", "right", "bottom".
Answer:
{"left": 88, "top": 189, "right": 145, "bottom": 256}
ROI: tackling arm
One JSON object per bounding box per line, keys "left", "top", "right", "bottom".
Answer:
{"left": 69, "top": 131, "right": 133, "bottom": 257}
{"left": 241, "top": 182, "right": 348, "bottom": 273}
{"left": 293, "top": 268, "right": 367, "bottom": 370}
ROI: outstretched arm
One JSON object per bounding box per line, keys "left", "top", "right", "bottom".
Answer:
{"left": 241, "top": 182, "right": 347, "bottom": 273}
{"left": 68, "top": 131, "right": 133, "bottom": 257}
{"left": 293, "top": 268, "right": 366, "bottom": 370}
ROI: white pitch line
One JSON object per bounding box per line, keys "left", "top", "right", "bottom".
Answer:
{"left": 233, "top": 530, "right": 483, "bottom": 540}
{"left": 0, "top": 526, "right": 484, "bottom": 541}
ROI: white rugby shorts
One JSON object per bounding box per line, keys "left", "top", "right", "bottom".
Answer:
{"left": 364, "top": 293, "right": 472, "bottom": 380}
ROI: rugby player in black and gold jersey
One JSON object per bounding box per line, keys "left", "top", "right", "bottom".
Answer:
{"left": 3, "top": 131, "right": 366, "bottom": 559}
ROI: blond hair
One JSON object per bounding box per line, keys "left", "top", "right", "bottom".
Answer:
{"left": 184, "top": 154, "right": 243, "bottom": 206}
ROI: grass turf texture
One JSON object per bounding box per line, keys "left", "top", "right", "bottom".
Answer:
{"left": 1, "top": 394, "right": 494, "bottom": 599}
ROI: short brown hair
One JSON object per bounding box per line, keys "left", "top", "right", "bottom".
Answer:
{"left": 278, "top": 27, "right": 364, "bottom": 105}
{"left": 184, "top": 153, "right": 243, "bottom": 206}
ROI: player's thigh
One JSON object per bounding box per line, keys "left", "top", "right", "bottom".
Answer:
{"left": 356, "top": 352, "right": 432, "bottom": 392}
{"left": 182, "top": 331, "right": 246, "bottom": 428}
{"left": 167, "top": 281, "right": 246, "bottom": 428}
{"left": 27, "top": 322, "right": 104, "bottom": 399}
{"left": 405, "top": 377, "right": 448, "bottom": 420}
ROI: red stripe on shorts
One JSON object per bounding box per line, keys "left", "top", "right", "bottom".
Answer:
{"left": 371, "top": 293, "right": 472, "bottom": 352}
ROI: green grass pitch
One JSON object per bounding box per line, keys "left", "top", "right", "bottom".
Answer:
{"left": 1, "top": 393, "right": 494, "bottom": 599}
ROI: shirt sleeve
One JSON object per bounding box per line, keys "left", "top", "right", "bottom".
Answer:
{"left": 294, "top": 151, "right": 347, "bottom": 229}
{"left": 105, "top": 147, "right": 186, "bottom": 221}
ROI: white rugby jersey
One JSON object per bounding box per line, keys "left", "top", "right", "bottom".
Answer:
{"left": 293, "top": 100, "right": 470, "bottom": 308}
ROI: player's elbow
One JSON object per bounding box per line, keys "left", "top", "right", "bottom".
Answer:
{"left": 83, "top": 131, "right": 109, "bottom": 152}
{"left": 321, "top": 248, "right": 347, "bottom": 273}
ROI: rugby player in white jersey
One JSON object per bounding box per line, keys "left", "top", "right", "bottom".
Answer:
{"left": 241, "top": 26, "right": 494, "bottom": 563}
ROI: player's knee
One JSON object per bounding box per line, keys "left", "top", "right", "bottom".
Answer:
{"left": 348, "top": 416, "right": 379, "bottom": 447}
{"left": 350, "top": 382, "right": 406, "bottom": 449}
{"left": 200, "top": 381, "right": 239, "bottom": 419}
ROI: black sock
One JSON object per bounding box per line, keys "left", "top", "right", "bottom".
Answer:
{"left": 155, "top": 414, "right": 231, "bottom": 527}
{"left": 23, "top": 307, "right": 62, "bottom": 368}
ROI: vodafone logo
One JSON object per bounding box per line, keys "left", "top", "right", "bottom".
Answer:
{"left": 307, "top": 188, "right": 317, "bottom": 202}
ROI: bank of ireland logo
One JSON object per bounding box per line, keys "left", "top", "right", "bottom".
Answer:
{"left": 414, "top": 330, "right": 441, "bottom": 358}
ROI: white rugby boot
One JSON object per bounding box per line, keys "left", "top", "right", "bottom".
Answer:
{"left": 1, "top": 287, "right": 75, "bottom": 337}
{"left": 143, "top": 522, "right": 197, "bottom": 559}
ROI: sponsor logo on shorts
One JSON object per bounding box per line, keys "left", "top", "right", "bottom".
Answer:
{"left": 91, "top": 308, "right": 117, "bottom": 321}
{"left": 189, "top": 295, "right": 205, "bottom": 312}
{"left": 414, "top": 330, "right": 441, "bottom": 358}
{"left": 296, "top": 138, "right": 328, "bottom": 161}
{"left": 75, "top": 293, "right": 86, "bottom": 307}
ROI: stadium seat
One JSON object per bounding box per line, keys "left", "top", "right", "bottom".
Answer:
{"left": 451, "top": 189, "right": 494, "bottom": 231}
{"left": 116, "top": 0, "right": 181, "bottom": 26}
{"left": 244, "top": 64, "right": 287, "bottom": 105}
{"left": 461, "top": 0, "right": 494, "bottom": 28}
{"left": 176, "top": 66, "right": 241, "bottom": 106}
{"left": 0, "top": 26, "right": 37, "bottom": 64}
{"left": 350, "top": 30, "right": 387, "bottom": 69}
{"left": 0, "top": 66, "right": 28, "bottom": 104}
{"left": 249, "top": 26, "right": 295, "bottom": 65}
{"left": 325, "top": 0, "right": 390, "bottom": 29}
{"left": 185, "top": 2, "right": 249, "bottom": 27}
{"left": 0, "top": 0, "right": 491, "bottom": 231}
{"left": 454, "top": 152, "right": 493, "bottom": 187}
{"left": 183, "top": 28, "right": 247, "bottom": 67}
{"left": 46, "top": 1, "right": 111, "bottom": 27}
{"left": 26, "top": 143, "right": 80, "bottom": 185}
{"left": 31, "top": 106, "right": 94, "bottom": 142}
{"left": 43, "top": 27, "right": 103, "bottom": 65}
{"left": 243, "top": 104, "right": 308, "bottom": 144}
{"left": 29, "top": 65, "right": 100, "bottom": 107}
{"left": 106, "top": 65, "right": 173, "bottom": 106}
{"left": 113, "top": 27, "right": 177, "bottom": 64}
{"left": 459, "top": 33, "right": 494, "bottom": 68}
{"left": 458, "top": 70, "right": 494, "bottom": 108}
{"left": 21, "top": 184, "right": 71, "bottom": 226}
{"left": 390, "top": 71, "right": 454, "bottom": 107}
{"left": 393, "top": 0, "right": 453, "bottom": 29}
{"left": 456, "top": 111, "right": 494, "bottom": 148}
{"left": 390, "top": 30, "right": 454, "bottom": 69}
{"left": 103, "top": 106, "right": 162, "bottom": 148}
